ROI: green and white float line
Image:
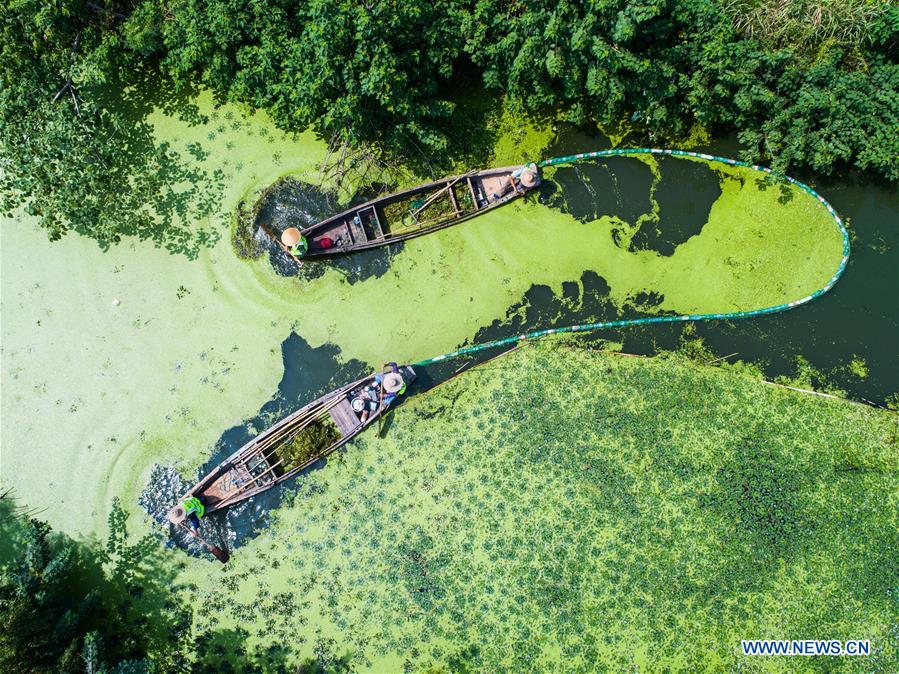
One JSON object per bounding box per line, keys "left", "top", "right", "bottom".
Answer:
{"left": 413, "top": 148, "right": 850, "bottom": 368}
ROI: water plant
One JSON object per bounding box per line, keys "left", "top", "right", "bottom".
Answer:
{"left": 280, "top": 420, "right": 341, "bottom": 470}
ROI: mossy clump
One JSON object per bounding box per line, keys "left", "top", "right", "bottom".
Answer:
{"left": 452, "top": 183, "right": 474, "bottom": 211}
{"left": 232, "top": 198, "right": 267, "bottom": 260}
{"left": 382, "top": 190, "right": 457, "bottom": 232}
{"left": 382, "top": 198, "right": 412, "bottom": 226}
{"left": 279, "top": 420, "right": 341, "bottom": 469}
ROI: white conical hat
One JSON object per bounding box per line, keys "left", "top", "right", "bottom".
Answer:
{"left": 281, "top": 227, "right": 301, "bottom": 247}
{"left": 383, "top": 372, "right": 404, "bottom": 393}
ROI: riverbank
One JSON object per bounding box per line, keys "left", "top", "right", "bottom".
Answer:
{"left": 179, "top": 343, "right": 897, "bottom": 671}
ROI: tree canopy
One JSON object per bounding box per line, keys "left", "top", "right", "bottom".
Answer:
{"left": 0, "top": 493, "right": 355, "bottom": 672}
{"left": 1, "top": 0, "right": 896, "bottom": 248}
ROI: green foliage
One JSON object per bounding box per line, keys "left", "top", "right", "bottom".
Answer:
{"left": 0, "top": 0, "right": 223, "bottom": 255}
{"left": 1, "top": 0, "right": 896, "bottom": 252}
{"left": 0, "top": 493, "right": 324, "bottom": 671}
{"left": 0, "top": 514, "right": 85, "bottom": 672}
{"left": 464, "top": 0, "right": 898, "bottom": 179}
{"left": 280, "top": 420, "right": 341, "bottom": 469}
{"left": 723, "top": 0, "right": 895, "bottom": 50}
{"left": 160, "top": 0, "right": 464, "bottom": 155}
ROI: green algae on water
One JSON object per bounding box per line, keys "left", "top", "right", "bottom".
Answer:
{"left": 1, "top": 92, "right": 845, "bottom": 545}
{"left": 180, "top": 345, "right": 898, "bottom": 672}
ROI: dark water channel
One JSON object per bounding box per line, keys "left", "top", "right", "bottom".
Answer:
{"left": 146, "top": 129, "right": 897, "bottom": 553}
{"left": 534, "top": 127, "right": 897, "bottom": 406}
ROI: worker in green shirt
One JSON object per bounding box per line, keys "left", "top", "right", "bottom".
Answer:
{"left": 281, "top": 227, "right": 308, "bottom": 258}
{"left": 182, "top": 495, "right": 205, "bottom": 533}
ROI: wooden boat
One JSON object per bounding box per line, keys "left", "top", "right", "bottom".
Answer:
{"left": 169, "top": 365, "right": 415, "bottom": 517}
{"left": 264, "top": 163, "right": 540, "bottom": 260}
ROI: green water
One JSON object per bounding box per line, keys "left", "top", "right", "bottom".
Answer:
{"left": 184, "top": 345, "right": 897, "bottom": 671}
{"left": 0, "top": 92, "right": 893, "bottom": 670}
{"left": 1, "top": 92, "right": 848, "bottom": 537}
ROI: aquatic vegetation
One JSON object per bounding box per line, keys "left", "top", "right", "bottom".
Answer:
{"left": 3, "top": 83, "right": 850, "bottom": 539}
{"left": 280, "top": 420, "right": 342, "bottom": 470}
{"left": 180, "top": 345, "right": 897, "bottom": 671}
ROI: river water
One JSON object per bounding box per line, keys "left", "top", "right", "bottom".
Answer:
{"left": 1, "top": 94, "right": 893, "bottom": 546}
{"left": 1, "top": 93, "right": 895, "bottom": 670}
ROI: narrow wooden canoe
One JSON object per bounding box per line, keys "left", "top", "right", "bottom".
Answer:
{"left": 170, "top": 365, "right": 415, "bottom": 517}
{"left": 265, "top": 164, "right": 540, "bottom": 260}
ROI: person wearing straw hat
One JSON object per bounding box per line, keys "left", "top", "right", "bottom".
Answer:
{"left": 375, "top": 364, "right": 407, "bottom": 406}
{"left": 352, "top": 393, "right": 379, "bottom": 424}
{"left": 168, "top": 495, "right": 205, "bottom": 533}
{"left": 509, "top": 162, "right": 539, "bottom": 193}
{"left": 281, "top": 227, "right": 308, "bottom": 258}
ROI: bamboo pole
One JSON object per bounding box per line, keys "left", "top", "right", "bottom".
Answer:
{"left": 377, "top": 363, "right": 388, "bottom": 435}
{"left": 178, "top": 522, "right": 229, "bottom": 564}
{"left": 409, "top": 176, "right": 467, "bottom": 219}
{"left": 234, "top": 396, "right": 346, "bottom": 470}
{"left": 221, "top": 395, "right": 349, "bottom": 507}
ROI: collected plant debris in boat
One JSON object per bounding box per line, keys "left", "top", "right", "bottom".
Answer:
{"left": 281, "top": 419, "right": 341, "bottom": 468}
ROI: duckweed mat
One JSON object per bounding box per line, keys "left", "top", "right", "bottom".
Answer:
{"left": 183, "top": 346, "right": 898, "bottom": 672}
{"left": 415, "top": 148, "right": 849, "bottom": 367}
{"left": 2, "top": 109, "right": 848, "bottom": 539}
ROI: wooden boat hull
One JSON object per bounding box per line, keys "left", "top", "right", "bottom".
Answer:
{"left": 266, "top": 165, "right": 540, "bottom": 260}
{"left": 175, "top": 366, "right": 415, "bottom": 515}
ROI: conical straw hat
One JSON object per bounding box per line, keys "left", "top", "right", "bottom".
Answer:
{"left": 383, "top": 372, "right": 404, "bottom": 393}
{"left": 167, "top": 505, "right": 186, "bottom": 525}
{"left": 520, "top": 169, "right": 538, "bottom": 188}
{"left": 281, "top": 227, "right": 301, "bottom": 247}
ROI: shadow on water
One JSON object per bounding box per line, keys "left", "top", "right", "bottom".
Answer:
{"left": 494, "top": 123, "right": 899, "bottom": 404}
{"left": 254, "top": 177, "right": 404, "bottom": 283}
{"left": 140, "top": 333, "right": 370, "bottom": 553}
{"left": 83, "top": 72, "right": 227, "bottom": 259}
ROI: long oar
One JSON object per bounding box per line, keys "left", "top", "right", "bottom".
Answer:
{"left": 178, "top": 522, "right": 230, "bottom": 564}
{"left": 377, "top": 364, "right": 388, "bottom": 436}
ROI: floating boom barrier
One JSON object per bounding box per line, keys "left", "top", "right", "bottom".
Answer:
{"left": 412, "top": 148, "right": 850, "bottom": 368}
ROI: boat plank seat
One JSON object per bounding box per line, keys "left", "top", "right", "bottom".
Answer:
{"left": 466, "top": 177, "right": 481, "bottom": 209}
{"left": 357, "top": 206, "right": 384, "bottom": 239}
{"left": 348, "top": 216, "right": 367, "bottom": 243}
{"left": 448, "top": 185, "right": 460, "bottom": 214}
{"left": 480, "top": 175, "right": 512, "bottom": 203}
{"left": 329, "top": 397, "right": 361, "bottom": 435}
{"left": 202, "top": 463, "right": 251, "bottom": 503}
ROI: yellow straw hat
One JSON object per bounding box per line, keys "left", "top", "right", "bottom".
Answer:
{"left": 520, "top": 169, "right": 538, "bottom": 188}
{"left": 281, "top": 227, "right": 302, "bottom": 247}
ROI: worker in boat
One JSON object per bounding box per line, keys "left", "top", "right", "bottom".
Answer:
{"left": 352, "top": 393, "right": 379, "bottom": 424}
{"left": 352, "top": 366, "right": 407, "bottom": 423}
{"left": 509, "top": 163, "right": 539, "bottom": 193}
{"left": 375, "top": 364, "right": 407, "bottom": 406}
{"left": 281, "top": 227, "right": 308, "bottom": 258}
{"left": 181, "top": 495, "right": 205, "bottom": 533}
